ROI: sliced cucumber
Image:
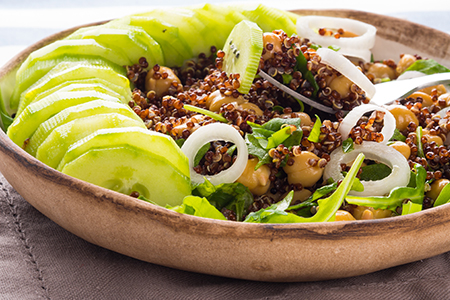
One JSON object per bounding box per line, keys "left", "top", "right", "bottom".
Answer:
{"left": 13, "top": 39, "right": 131, "bottom": 103}
{"left": 15, "top": 59, "right": 129, "bottom": 117}
{"left": 240, "top": 4, "right": 297, "bottom": 35}
{"left": 35, "top": 113, "right": 144, "bottom": 168}
{"left": 57, "top": 127, "right": 189, "bottom": 179}
{"left": 66, "top": 23, "right": 164, "bottom": 67}
{"left": 7, "top": 90, "right": 121, "bottom": 148}
{"left": 136, "top": 8, "right": 211, "bottom": 56}
{"left": 115, "top": 15, "right": 193, "bottom": 67}
{"left": 223, "top": 20, "right": 263, "bottom": 94}
{"left": 60, "top": 144, "right": 190, "bottom": 206}
{"left": 27, "top": 99, "right": 143, "bottom": 156}
{"left": 29, "top": 78, "right": 132, "bottom": 106}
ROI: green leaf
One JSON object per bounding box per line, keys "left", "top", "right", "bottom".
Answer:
{"left": 246, "top": 153, "right": 365, "bottom": 223}
{"left": 401, "top": 201, "right": 423, "bottom": 215}
{"left": 227, "top": 144, "right": 237, "bottom": 156}
{"left": 295, "top": 50, "right": 320, "bottom": 97}
{"left": 359, "top": 163, "right": 392, "bottom": 181}
{"left": 266, "top": 126, "right": 291, "bottom": 149}
{"left": 282, "top": 74, "right": 293, "bottom": 84}
{"left": 405, "top": 59, "right": 450, "bottom": 75}
{"left": 194, "top": 143, "right": 211, "bottom": 166}
{"left": 307, "top": 115, "right": 322, "bottom": 143}
{"left": 184, "top": 104, "right": 227, "bottom": 123}
{"left": 416, "top": 126, "right": 425, "bottom": 158}
{"left": 342, "top": 138, "right": 354, "bottom": 153}
{"left": 328, "top": 45, "right": 340, "bottom": 51}
{"left": 346, "top": 164, "right": 426, "bottom": 210}
{"left": 169, "top": 196, "right": 227, "bottom": 220}
{"left": 175, "top": 138, "right": 185, "bottom": 148}
{"left": 433, "top": 181, "right": 450, "bottom": 207}
{"left": 389, "top": 128, "right": 406, "bottom": 142}
{"left": 192, "top": 180, "right": 253, "bottom": 221}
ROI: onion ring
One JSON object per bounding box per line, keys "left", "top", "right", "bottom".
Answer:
{"left": 296, "top": 15, "right": 376, "bottom": 61}
{"left": 339, "top": 103, "right": 396, "bottom": 144}
{"left": 180, "top": 123, "right": 248, "bottom": 185}
{"left": 317, "top": 48, "right": 376, "bottom": 99}
{"left": 323, "top": 142, "right": 410, "bottom": 196}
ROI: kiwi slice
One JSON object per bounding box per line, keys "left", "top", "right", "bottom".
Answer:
{"left": 222, "top": 20, "right": 263, "bottom": 95}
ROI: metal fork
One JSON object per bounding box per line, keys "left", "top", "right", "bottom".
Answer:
{"left": 369, "top": 72, "right": 450, "bottom": 106}
{"left": 259, "top": 70, "right": 450, "bottom": 114}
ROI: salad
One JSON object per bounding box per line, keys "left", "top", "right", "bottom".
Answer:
{"left": 3, "top": 4, "right": 450, "bottom": 223}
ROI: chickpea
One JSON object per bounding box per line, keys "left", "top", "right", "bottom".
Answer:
{"left": 427, "top": 179, "right": 450, "bottom": 200}
{"left": 291, "top": 189, "right": 313, "bottom": 204}
{"left": 389, "top": 141, "right": 411, "bottom": 159}
{"left": 422, "top": 129, "right": 444, "bottom": 146}
{"left": 236, "top": 158, "right": 271, "bottom": 196}
{"left": 438, "top": 92, "right": 450, "bottom": 106}
{"left": 396, "top": 54, "right": 417, "bottom": 75}
{"left": 420, "top": 84, "right": 447, "bottom": 97}
{"left": 145, "top": 66, "right": 181, "bottom": 98}
{"left": 206, "top": 90, "right": 244, "bottom": 112}
{"left": 262, "top": 32, "right": 282, "bottom": 61}
{"left": 367, "top": 62, "right": 396, "bottom": 80}
{"left": 238, "top": 102, "right": 263, "bottom": 116}
{"left": 283, "top": 151, "right": 324, "bottom": 187}
{"left": 386, "top": 105, "right": 419, "bottom": 131}
{"left": 335, "top": 210, "right": 356, "bottom": 221}
{"left": 408, "top": 91, "right": 433, "bottom": 107}
{"left": 280, "top": 112, "right": 312, "bottom": 126}
{"left": 328, "top": 75, "right": 353, "bottom": 98}
{"left": 350, "top": 206, "right": 392, "bottom": 220}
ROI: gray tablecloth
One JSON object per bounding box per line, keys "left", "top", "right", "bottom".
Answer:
{"left": 2, "top": 172, "right": 450, "bottom": 299}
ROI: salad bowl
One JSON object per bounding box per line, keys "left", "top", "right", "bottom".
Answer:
{"left": 1, "top": 8, "right": 450, "bottom": 282}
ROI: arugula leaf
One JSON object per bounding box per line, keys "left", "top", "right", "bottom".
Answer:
{"left": 416, "top": 126, "right": 425, "bottom": 158}
{"left": 169, "top": 196, "right": 227, "bottom": 220}
{"left": 389, "top": 128, "right": 406, "bottom": 142}
{"left": 342, "top": 138, "right": 354, "bottom": 153}
{"left": 405, "top": 59, "right": 450, "bottom": 75}
{"left": 346, "top": 164, "right": 426, "bottom": 210}
{"left": 184, "top": 104, "right": 227, "bottom": 123}
{"left": 307, "top": 115, "right": 322, "bottom": 143}
{"left": 244, "top": 191, "right": 294, "bottom": 223}
{"left": 245, "top": 118, "right": 303, "bottom": 169}
{"left": 401, "top": 201, "right": 423, "bottom": 215}
{"left": 175, "top": 138, "right": 185, "bottom": 148}
{"left": 194, "top": 143, "right": 211, "bottom": 166}
{"left": 245, "top": 153, "right": 365, "bottom": 223}
{"left": 359, "top": 163, "right": 392, "bottom": 181}
{"left": 192, "top": 180, "right": 253, "bottom": 221}
{"left": 433, "top": 182, "right": 450, "bottom": 207}
{"left": 282, "top": 74, "right": 293, "bottom": 84}
{"left": 295, "top": 50, "right": 320, "bottom": 97}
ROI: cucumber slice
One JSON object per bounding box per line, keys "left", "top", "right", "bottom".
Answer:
{"left": 115, "top": 15, "right": 193, "bottom": 67}
{"left": 35, "top": 113, "right": 145, "bottom": 168}
{"left": 136, "top": 8, "right": 211, "bottom": 57}
{"left": 30, "top": 78, "right": 132, "bottom": 106}
{"left": 240, "top": 4, "right": 297, "bottom": 35}
{"left": 15, "top": 59, "right": 129, "bottom": 117}
{"left": 66, "top": 23, "right": 164, "bottom": 67}
{"left": 57, "top": 127, "right": 189, "bottom": 179}
{"left": 7, "top": 90, "right": 121, "bottom": 148}
{"left": 60, "top": 145, "right": 190, "bottom": 206}
{"left": 27, "top": 99, "right": 143, "bottom": 156}
{"left": 13, "top": 39, "right": 131, "bottom": 101}
{"left": 223, "top": 20, "right": 263, "bottom": 94}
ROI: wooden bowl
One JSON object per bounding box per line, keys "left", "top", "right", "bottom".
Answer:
{"left": 1, "top": 9, "right": 450, "bottom": 282}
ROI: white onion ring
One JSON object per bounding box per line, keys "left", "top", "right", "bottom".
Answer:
{"left": 296, "top": 16, "right": 376, "bottom": 61}
{"left": 339, "top": 104, "right": 396, "bottom": 144}
{"left": 180, "top": 123, "right": 248, "bottom": 185}
{"left": 317, "top": 48, "right": 376, "bottom": 99}
{"left": 323, "top": 142, "right": 410, "bottom": 196}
